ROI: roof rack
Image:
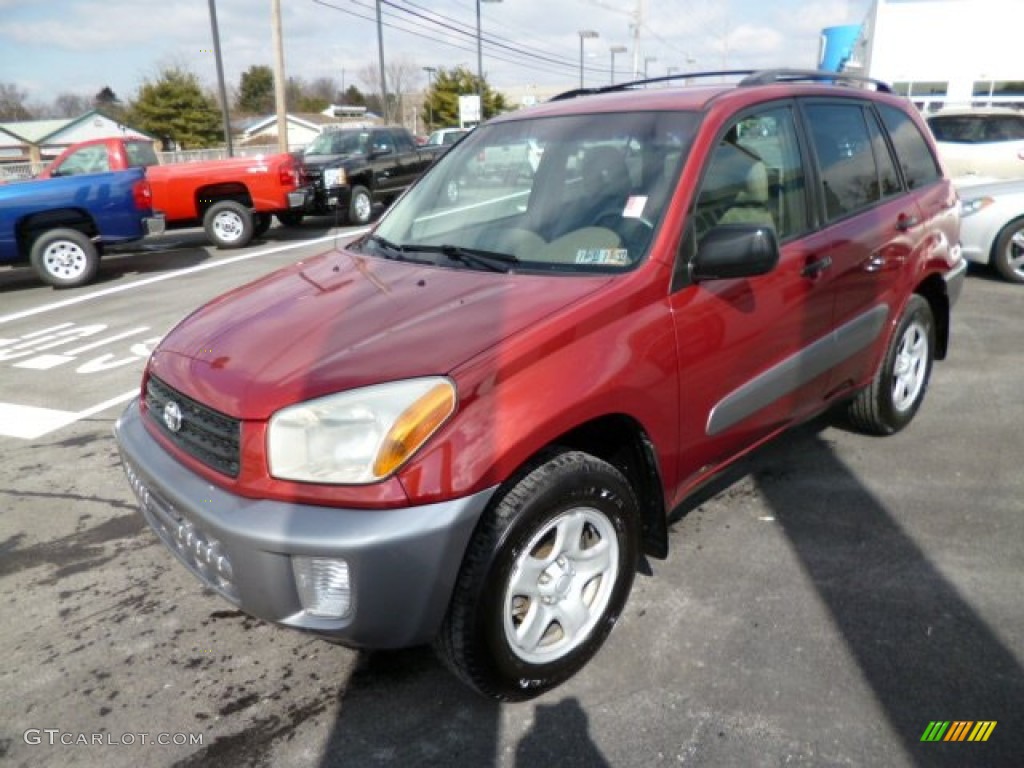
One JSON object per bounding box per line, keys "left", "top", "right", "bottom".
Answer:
{"left": 550, "top": 68, "right": 892, "bottom": 101}
{"left": 738, "top": 69, "right": 892, "bottom": 92}
{"left": 551, "top": 70, "right": 756, "bottom": 101}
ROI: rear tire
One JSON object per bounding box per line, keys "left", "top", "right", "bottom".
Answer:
{"left": 847, "top": 295, "right": 934, "bottom": 435}
{"left": 434, "top": 449, "right": 639, "bottom": 701}
{"left": 992, "top": 217, "right": 1024, "bottom": 284}
{"left": 203, "top": 200, "right": 253, "bottom": 249}
{"left": 348, "top": 185, "right": 373, "bottom": 226}
{"left": 30, "top": 228, "right": 99, "bottom": 288}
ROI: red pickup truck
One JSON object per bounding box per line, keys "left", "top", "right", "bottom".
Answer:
{"left": 39, "top": 138, "right": 307, "bottom": 249}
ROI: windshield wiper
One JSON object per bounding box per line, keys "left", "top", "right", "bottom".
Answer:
{"left": 365, "top": 234, "right": 408, "bottom": 259}
{"left": 402, "top": 243, "right": 520, "bottom": 273}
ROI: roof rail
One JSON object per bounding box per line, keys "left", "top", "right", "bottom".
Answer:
{"left": 738, "top": 69, "right": 892, "bottom": 93}
{"left": 551, "top": 70, "right": 757, "bottom": 101}
{"left": 550, "top": 68, "right": 892, "bottom": 102}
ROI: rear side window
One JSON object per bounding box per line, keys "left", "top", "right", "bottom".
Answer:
{"left": 394, "top": 131, "right": 415, "bottom": 152}
{"left": 878, "top": 105, "right": 941, "bottom": 190}
{"left": 928, "top": 114, "right": 1024, "bottom": 143}
{"left": 125, "top": 141, "right": 158, "bottom": 168}
{"left": 805, "top": 103, "right": 881, "bottom": 222}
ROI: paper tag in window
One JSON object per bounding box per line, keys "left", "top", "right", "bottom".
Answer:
{"left": 575, "top": 248, "right": 630, "bottom": 265}
{"left": 623, "top": 195, "right": 648, "bottom": 219}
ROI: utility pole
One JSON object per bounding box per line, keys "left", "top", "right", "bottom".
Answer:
{"left": 271, "top": 0, "right": 288, "bottom": 153}
{"left": 208, "top": 0, "right": 233, "bottom": 156}
{"left": 376, "top": 0, "right": 389, "bottom": 122}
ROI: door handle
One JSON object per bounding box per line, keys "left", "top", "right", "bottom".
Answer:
{"left": 801, "top": 256, "right": 832, "bottom": 278}
{"left": 896, "top": 213, "right": 919, "bottom": 231}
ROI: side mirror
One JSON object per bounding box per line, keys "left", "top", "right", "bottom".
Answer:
{"left": 370, "top": 146, "right": 393, "bottom": 158}
{"left": 690, "top": 223, "right": 780, "bottom": 282}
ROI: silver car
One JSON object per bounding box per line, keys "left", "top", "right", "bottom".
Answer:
{"left": 958, "top": 178, "right": 1024, "bottom": 283}
{"left": 927, "top": 109, "right": 1024, "bottom": 180}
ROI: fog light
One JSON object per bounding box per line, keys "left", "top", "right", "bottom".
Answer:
{"left": 292, "top": 557, "right": 352, "bottom": 619}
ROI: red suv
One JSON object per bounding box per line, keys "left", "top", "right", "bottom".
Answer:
{"left": 115, "top": 70, "right": 965, "bottom": 701}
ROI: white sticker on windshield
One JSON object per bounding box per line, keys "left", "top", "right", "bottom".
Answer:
{"left": 575, "top": 248, "right": 630, "bottom": 265}
{"left": 623, "top": 195, "right": 648, "bottom": 219}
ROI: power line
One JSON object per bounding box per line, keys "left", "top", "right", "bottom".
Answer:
{"left": 312, "top": 0, "right": 610, "bottom": 82}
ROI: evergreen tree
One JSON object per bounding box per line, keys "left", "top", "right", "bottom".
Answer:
{"left": 130, "top": 68, "right": 223, "bottom": 149}
{"left": 236, "top": 65, "right": 274, "bottom": 115}
{"left": 422, "top": 66, "right": 506, "bottom": 129}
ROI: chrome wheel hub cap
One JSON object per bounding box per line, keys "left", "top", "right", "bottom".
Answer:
{"left": 892, "top": 320, "right": 927, "bottom": 412}
{"left": 213, "top": 211, "right": 244, "bottom": 241}
{"left": 503, "top": 507, "right": 619, "bottom": 664}
{"left": 43, "top": 241, "right": 87, "bottom": 279}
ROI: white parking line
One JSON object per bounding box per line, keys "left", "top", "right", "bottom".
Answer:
{"left": 0, "top": 389, "right": 137, "bottom": 439}
{"left": 0, "top": 230, "right": 367, "bottom": 326}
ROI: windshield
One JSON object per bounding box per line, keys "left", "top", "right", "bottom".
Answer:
{"left": 304, "top": 130, "right": 369, "bottom": 156}
{"left": 371, "top": 110, "right": 699, "bottom": 274}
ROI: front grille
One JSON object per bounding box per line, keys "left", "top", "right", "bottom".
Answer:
{"left": 145, "top": 375, "right": 241, "bottom": 477}
{"left": 303, "top": 167, "right": 323, "bottom": 188}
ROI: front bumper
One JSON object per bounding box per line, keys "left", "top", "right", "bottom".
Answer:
{"left": 114, "top": 398, "right": 495, "bottom": 648}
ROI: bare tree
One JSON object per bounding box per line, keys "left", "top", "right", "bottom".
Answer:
{"left": 308, "top": 77, "right": 340, "bottom": 105}
{"left": 357, "top": 59, "right": 420, "bottom": 125}
{"left": 53, "top": 92, "right": 91, "bottom": 118}
{"left": 0, "top": 82, "right": 33, "bottom": 120}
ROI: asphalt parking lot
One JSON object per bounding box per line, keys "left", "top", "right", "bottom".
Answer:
{"left": 1, "top": 228, "right": 1021, "bottom": 767}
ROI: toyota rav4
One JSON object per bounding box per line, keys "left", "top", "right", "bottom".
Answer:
{"left": 115, "top": 69, "right": 965, "bottom": 701}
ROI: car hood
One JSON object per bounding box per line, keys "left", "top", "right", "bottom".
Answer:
{"left": 150, "top": 246, "right": 611, "bottom": 420}
{"left": 302, "top": 153, "right": 364, "bottom": 169}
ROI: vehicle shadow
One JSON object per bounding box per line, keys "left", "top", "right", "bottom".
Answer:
{"left": 746, "top": 419, "right": 1023, "bottom": 767}
{"left": 315, "top": 648, "right": 611, "bottom": 767}
{"left": 316, "top": 647, "right": 502, "bottom": 766}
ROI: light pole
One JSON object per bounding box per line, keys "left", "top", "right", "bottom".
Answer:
{"left": 423, "top": 66, "right": 436, "bottom": 131}
{"left": 644, "top": 55, "right": 658, "bottom": 79}
{"left": 477, "top": 0, "right": 502, "bottom": 102}
{"left": 609, "top": 44, "right": 627, "bottom": 85}
{"left": 578, "top": 30, "right": 599, "bottom": 89}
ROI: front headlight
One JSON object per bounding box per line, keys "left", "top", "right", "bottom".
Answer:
{"left": 267, "top": 377, "right": 456, "bottom": 484}
{"left": 959, "top": 196, "right": 994, "bottom": 218}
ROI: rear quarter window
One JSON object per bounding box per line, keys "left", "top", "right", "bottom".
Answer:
{"left": 125, "top": 141, "right": 158, "bottom": 168}
{"left": 878, "top": 105, "right": 941, "bottom": 189}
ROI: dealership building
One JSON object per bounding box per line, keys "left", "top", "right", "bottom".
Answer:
{"left": 825, "top": 0, "right": 1022, "bottom": 109}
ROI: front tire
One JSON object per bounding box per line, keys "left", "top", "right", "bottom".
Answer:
{"left": 847, "top": 295, "right": 935, "bottom": 435}
{"left": 203, "top": 200, "right": 253, "bottom": 249}
{"left": 434, "top": 450, "right": 639, "bottom": 701}
{"left": 992, "top": 217, "right": 1024, "bottom": 283}
{"left": 348, "top": 185, "right": 373, "bottom": 226}
{"left": 30, "top": 228, "right": 99, "bottom": 288}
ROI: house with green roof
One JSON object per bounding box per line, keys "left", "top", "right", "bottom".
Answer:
{"left": 0, "top": 110, "right": 154, "bottom": 171}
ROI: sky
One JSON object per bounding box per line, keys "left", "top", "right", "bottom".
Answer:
{"left": 0, "top": 0, "right": 872, "bottom": 110}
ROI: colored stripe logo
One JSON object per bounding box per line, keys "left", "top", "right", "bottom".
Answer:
{"left": 920, "top": 721, "right": 997, "bottom": 742}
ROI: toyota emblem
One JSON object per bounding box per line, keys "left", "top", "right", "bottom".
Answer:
{"left": 163, "top": 401, "right": 183, "bottom": 433}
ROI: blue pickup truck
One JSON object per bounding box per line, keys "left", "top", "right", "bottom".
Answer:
{"left": 0, "top": 167, "right": 164, "bottom": 288}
